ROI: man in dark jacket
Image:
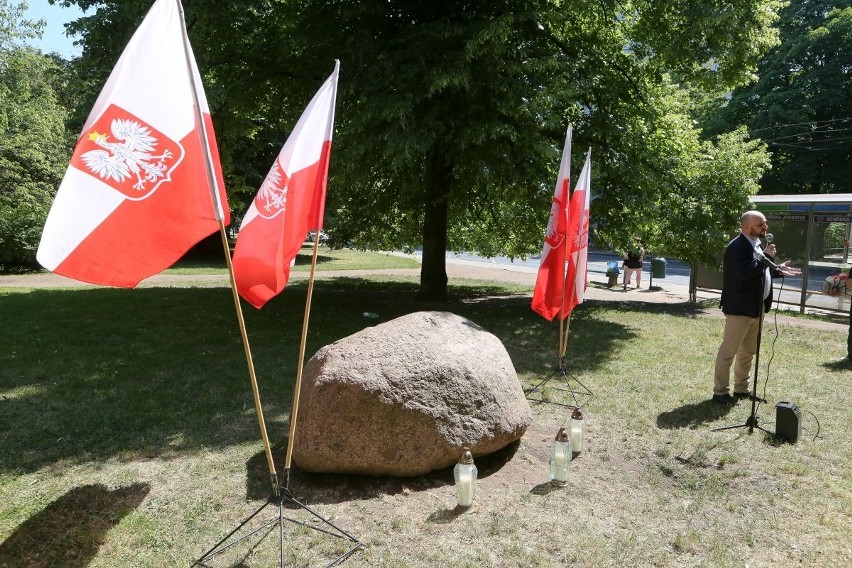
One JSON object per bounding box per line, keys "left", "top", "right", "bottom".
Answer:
{"left": 713, "top": 211, "right": 801, "bottom": 404}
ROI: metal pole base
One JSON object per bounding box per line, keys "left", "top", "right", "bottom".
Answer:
{"left": 712, "top": 413, "right": 777, "bottom": 437}
{"left": 192, "top": 487, "right": 363, "bottom": 568}
{"left": 525, "top": 362, "right": 593, "bottom": 408}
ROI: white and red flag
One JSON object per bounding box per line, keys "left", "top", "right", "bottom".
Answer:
{"left": 564, "top": 149, "right": 592, "bottom": 314}
{"left": 531, "top": 126, "right": 572, "bottom": 321}
{"left": 37, "top": 0, "right": 228, "bottom": 287}
{"left": 232, "top": 61, "right": 340, "bottom": 309}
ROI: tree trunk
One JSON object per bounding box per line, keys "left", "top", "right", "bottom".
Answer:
{"left": 417, "top": 146, "right": 451, "bottom": 301}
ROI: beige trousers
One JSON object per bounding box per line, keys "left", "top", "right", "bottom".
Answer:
{"left": 623, "top": 267, "right": 641, "bottom": 288}
{"left": 714, "top": 314, "right": 761, "bottom": 395}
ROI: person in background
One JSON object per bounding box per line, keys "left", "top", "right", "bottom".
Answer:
{"left": 622, "top": 237, "right": 644, "bottom": 290}
{"left": 713, "top": 211, "right": 801, "bottom": 404}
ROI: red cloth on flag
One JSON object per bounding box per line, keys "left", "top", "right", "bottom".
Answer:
{"left": 36, "top": 0, "right": 229, "bottom": 287}
{"left": 564, "top": 150, "right": 592, "bottom": 315}
{"left": 531, "top": 127, "right": 572, "bottom": 321}
{"left": 233, "top": 62, "right": 340, "bottom": 309}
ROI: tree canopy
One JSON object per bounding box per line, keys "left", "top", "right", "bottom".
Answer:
{"left": 707, "top": 0, "right": 852, "bottom": 194}
{"left": 0, "top": 1, "right": 69, "bottom": 270}
{"left": 52, "top": 0, "right": 783, "bottom": 293}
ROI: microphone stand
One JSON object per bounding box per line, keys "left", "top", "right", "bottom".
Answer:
{"left": 714, "top": 257, "right": 774, "bottom": 436}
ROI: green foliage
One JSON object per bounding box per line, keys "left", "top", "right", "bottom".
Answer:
{"left": 278, "top": 0, "right": 779, "bottom": 270}
{"left": 824, "top": 221, "right": 848, "bottom": 251}
{"left": 0, "top": 0, "right": 41, "bottom": 46}
{"left": 708, "top": 0, "right": 852, "bottom": 194}
{"left": 59, "top": 0, "right": 781, "bottom": 284}
{"left": 0, "top": 2, "right": 69, "bottom": 270}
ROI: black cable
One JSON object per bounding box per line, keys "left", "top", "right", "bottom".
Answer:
{"left": 748, "top": 117, "right": 852, "bottom": 135}
{"left": 754, "top": 273, "right": 783, "bottom": 417}
{"left": 764, "top": 274, "right": 826, "bottom": 443}
{"left": 801, "top": 408, "right": 822, "bottom": 442}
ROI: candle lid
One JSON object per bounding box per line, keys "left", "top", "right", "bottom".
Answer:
{"left": 555, "top": 427, "right": 569, "bottom": 442}
{"left": 458, "top": 447, "right": 474, "bottom": 464}
{"left": 571, "top": 408, "right": 584, "bottom": 420}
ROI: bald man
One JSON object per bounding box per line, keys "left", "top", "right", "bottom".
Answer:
{"left": 713, "top": 211, "right": 801, "bottom": 404}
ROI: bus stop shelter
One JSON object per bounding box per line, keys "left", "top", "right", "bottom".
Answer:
{"left": 694, "top": 194, "right": 852, "bottom": 314}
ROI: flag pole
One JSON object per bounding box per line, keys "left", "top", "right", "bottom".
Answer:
{"left": 558, "top": 230, "right": 571, "bottom": 364}
{"left": 217, "top": 222, "right": 279, "bottom": 490}
{"left": 175, "top": 0, "right": 278, "bottom": 492}
{"left": 283, "top": 231, "right": 322, "bottom": 488}
{"left": 561, "top": 312, "right": 572, "bottom": 361}
{"left": 558, "top": 124, "right": 573, "bottom": 366}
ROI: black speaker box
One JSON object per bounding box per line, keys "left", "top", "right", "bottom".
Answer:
{"left": 775, "top": 401, "right": 801, "bottom": 443}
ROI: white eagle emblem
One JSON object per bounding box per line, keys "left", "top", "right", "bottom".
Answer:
{"left": 81, "top": 119, "right": 174, "bottom": 191}
{"left": 255, "top": 162, "right": 289, "bottom": 218}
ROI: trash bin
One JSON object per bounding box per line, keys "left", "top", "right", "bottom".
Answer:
{"left": 606, "top": 261, "right": 620, "bottom": 288}
{"left": 651, "top": 257, "right": 667, "bottom": 279}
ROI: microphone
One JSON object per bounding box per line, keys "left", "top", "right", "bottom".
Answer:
{"left": 755, "top": 248, "right": 779, "bottom": 269}
{"left": 758, "top": 233, "right": 779, "bottom": 268}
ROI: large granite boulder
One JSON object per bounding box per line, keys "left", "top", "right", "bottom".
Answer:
{"left": 292, "top": 311, "right": 531, "bottom": 476}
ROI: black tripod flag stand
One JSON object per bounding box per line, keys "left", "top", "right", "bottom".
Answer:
{"left": 192, "top": 53, "right": 361, "bottom": 566}
{"left": 527, "top": 142, "right": 593, "bottom": 409}
{"left": 525, "top": 311, "right": 595, "bottom": 408}
{"left": 713, "top": 261, "right": 773, "bottom": 437}
{"left": 194, "top": 232, "right": 363, "bottom": 567}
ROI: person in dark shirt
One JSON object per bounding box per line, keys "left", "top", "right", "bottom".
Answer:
{"left": 712, "top": 211, "right": 801, "bottom": 404}
{"left": 622, "top": 237, "right": 644, "bottom": 290}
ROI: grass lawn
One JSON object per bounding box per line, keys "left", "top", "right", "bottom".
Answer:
{"left": 163, "top": 246, "right": 421, "bottom": 275}
{"left": 0, "top": 253, "right": 849, "bottom": 567}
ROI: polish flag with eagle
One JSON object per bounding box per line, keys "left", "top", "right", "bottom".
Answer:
{"left": 232, "top": 62, "right": 340, "bottom": 309}
{"left": 37, "top": 0, "right": 229, "bottom": 287}
{"left": 564, "top": 149, "right": 592, "bottom": 314}
{"left": 531, "top": 126, "right": 572, "bottom": 321}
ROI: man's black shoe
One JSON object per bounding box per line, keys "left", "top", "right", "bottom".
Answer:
{"left": 712, "top": 393, "right": 736, "bottom": 404}
{"left": 734, "top": 390, "right": 766, "bottom": 402}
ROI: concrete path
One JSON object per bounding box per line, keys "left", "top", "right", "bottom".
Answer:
{"left": 0, "top": 256, "right": 695, "bottom": 302}
{"left": 1, "top": 256, "right": 846, "bottom": 331}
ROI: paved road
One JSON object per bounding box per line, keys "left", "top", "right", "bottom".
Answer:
{"left": 447, "top": 249, "right": 692, "bottom": 288}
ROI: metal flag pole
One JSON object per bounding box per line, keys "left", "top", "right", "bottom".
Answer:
{"left": 180, "top": 49, "right": 360, "bottom": 564}
{"left": 557, "top": 125, "right": 573, "bottom": 367}
{"left": 528, "top": 126, "right": 584, "bottom": 408}
{"left": 283, "top": 231, "right": 321, "bottom": 488}
{"left": 174, "top": 0, "right": 279, "bottom": 492}
{"left": 281, "top": 59, "right": 341, "bottom": 491}
{"left": 558, "top": 200, "right": 571, "bottom": 365}
{"left": 527, "top": 142, "right": 594, "bottom": 409}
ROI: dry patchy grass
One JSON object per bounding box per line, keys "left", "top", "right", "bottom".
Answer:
{"left": 1, "top": 277, "right": 850, "bottom": 567}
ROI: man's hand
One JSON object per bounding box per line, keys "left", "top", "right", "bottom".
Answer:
{"left": 778, "top": 261, "right": 802, "bottom": 277}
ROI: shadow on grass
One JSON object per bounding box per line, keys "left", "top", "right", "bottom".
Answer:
{"left": 821, "top": 356, "right": 852, "bottom": 370}
{"left": 1, "top": 278, "right": 704, "bottom": 474}
{"left": 244, "top": 440, "right": 521, "bottom": 504}
{"left": 656, "top": 399, "right": 738, "bottom": 429}
{"left": 0, "top": 483, "right": 149, "bottom": 567}
{"left": 530, "top": 481, "right": 561, "bottom": 496}
{"left": 426, "top": 505, "right": 469, "bottom": 524}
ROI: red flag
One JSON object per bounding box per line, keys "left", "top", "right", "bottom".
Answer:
{"left": 564, "top": 149, "right": 592, "bottom": 315}
{"left": 36, "top": 0, "right": 228, "bottom": 287}
{"left": 233, "top": 62, "right": 340, "bottom": 309}
{"left": 531, "top": 126, "right": 572, "bottom": 320}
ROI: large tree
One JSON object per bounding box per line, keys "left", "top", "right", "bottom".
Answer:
{"left": 61, "top": 0, "right": 781, "bottom": 297}
{"left": 280, "top": 0, "right": 780, "bottom": 296}
{"left": 0, "top": 1, "right": 69, "bottom": 270}
{"left": 707, "top": 0, "right": 852, "bottom": 194}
